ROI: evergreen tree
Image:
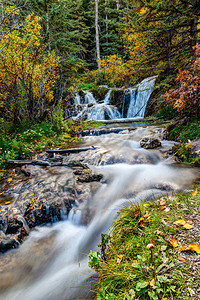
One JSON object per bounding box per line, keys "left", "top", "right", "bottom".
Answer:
{"left": 123, "top": 0, "right": 200, "bottom": 80}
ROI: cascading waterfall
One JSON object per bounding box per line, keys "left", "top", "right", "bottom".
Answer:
{"left": 72, "top": 76, "right": 157, "bottom": 121}
{"left": 127, "top": 76, "right": 157, "bottom": 118}
{"left": 73, "top": 90, "right": 121, "bottom": 121}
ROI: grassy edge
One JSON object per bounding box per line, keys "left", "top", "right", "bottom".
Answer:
{"left": 89, "top": 185, "right": 200, "bottom": 300}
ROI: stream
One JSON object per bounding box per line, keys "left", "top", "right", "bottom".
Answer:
{"left": 0, "top": 123, "right": 199, "bottom": 300}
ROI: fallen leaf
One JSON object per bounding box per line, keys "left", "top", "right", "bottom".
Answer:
{"left": 0, "top": 192, "right": 3, "bottom": 195}
{"left": 159, "top": 205, "right": 167, "bottom": 210}
{"left": 159, "top": 199, "right": 166, "bottom": 206}
{"left": 178, "top": 256, "right": 186, "bottom": 261}
{"left": 179, "top": 243, "right": 200, "bottom": 254}
{"left": 169, "top": 236, "right": 178, "bottom": 248}
{"left": 7, "top": 178, "right": 12, "bottom": 182}
{"left": 138, "top": 214, "right": 150, "bottom": 226}
{"left": 161, "top": 218, "right": 168, "bottom": 225}
{"left": 117, "top": 254, "right": 124, "bottom": 259}
{"left": 187, "top": 220, "right": 193, "bottom": 225}
{"left": 183, "top": 223, "right": 194, "bottom": 230}
{"left": 5, "top": 201, "right": 11, "bottom": 205}
{"left": 188, "top": 287, "right": 195, "bottom": 296}
{"left": 164, "top": 207, "right": 170, "bottom": 212}
{"left": 154, "top": 230, "right": 162, "bottom": 235}
{"left": 192, "top": 189, "right": 198, "bottom": 196}
{"left": 149, "top": 278, "right": 155, "bottom": 287}
{"left": 173, "top": 220, "right": 186, "bottom": 226}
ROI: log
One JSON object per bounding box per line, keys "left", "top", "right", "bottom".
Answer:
{"left": 46, "top": 146, "right": 97, "bottom": 154}
{"left": 6, "top": 159, "right": 51, "bottom": 166}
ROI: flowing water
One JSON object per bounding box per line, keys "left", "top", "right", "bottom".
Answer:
{"left": 73, "top": 90, "right": 121, "bottom": 121}
{"left": 127, "top": 76, "right": 157, "bottom": 118}
{"left": 73, "top": 76, "right": 157, "bottom": 121}
{"left": 0, "top": 124, "right": 199, "bottom": 300}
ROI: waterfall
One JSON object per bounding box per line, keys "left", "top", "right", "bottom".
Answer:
{"left": 127, "top": 76, "right": 157, "bottom": 118}
{"left": 73, "top": 90, "right": 121, "bottom": 121}
{"left": 72, "top": 76, "right": 156, "bottom": 121}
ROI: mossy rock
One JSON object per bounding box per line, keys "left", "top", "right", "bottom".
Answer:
{"left": 90, "top": 86, "right": 109, "bottom": 102}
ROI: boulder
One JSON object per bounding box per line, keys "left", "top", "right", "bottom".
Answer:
{"left": 140, "top": 137, "right": 161, "bottom": 149}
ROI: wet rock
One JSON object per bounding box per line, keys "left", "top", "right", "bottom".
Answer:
{"left": 191, "top": 139, "right": 200, "bottom": 155}
{"left": 0, "top": 238, "right": 19, "bottom": 253}
{"left": 74, "top": 169, "right": 103, "bottom": 183}
{"left": 24, "top": 201, "right": 63, "bottom": 228}
{"left": 6, "top": 218, "right": 22, "bottom": 234}
{"left": 140, "top": 137, "right": 161, "bottom": 149}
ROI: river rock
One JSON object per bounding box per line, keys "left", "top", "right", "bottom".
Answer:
{"left": 140, "top": 137, "right": 161, "bottom": 149}
{"left": 74, "top": 169, "right": 103, "bottom": 183}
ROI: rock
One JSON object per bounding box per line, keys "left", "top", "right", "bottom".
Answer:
{"left": 191, "top": 139, "right": 200, "bottom": 155}
{"left": 74, "top": 169, "right": 103, "bottom": 183}
{"left": 0, "top": 238, "right": 19, "bottom": 253}
{"left": 140, "top": 137, "right": 161, "bottom": 149}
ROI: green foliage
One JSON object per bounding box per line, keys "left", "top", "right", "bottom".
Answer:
{"left": 168, "top": 120, "right": 200, "bottom": 142}
{"left": 88, "top": 250, "right": 101, "bottom": 271}
{"left": 155, "top": 102, "right": 175, "bottom": 120}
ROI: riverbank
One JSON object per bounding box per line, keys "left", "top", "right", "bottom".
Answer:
{"left": 88, "top": 119, "right": 200, "bottom": 300}
{"left": 90, "top": 183, "right": 200, "bottom": 299}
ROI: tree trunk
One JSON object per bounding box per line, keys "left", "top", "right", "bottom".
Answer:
{"left": 116, "top": 0, "right": 120, "bottom": 10}
{"left": 95, "top": 0, "right": 100, "bottom": 68}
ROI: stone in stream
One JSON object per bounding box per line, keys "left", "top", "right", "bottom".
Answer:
{"left": 140, "top": 137, "right": 161, "bottom": 149}
{"left": 74, "top": 169, "right": 103, "bottom": 183}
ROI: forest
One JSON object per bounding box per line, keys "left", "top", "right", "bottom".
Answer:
{"left": 0, "top": 1, "right": 200, "bottom": 300}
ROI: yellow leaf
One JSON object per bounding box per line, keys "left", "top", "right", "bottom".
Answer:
{"left": 169, "top": 236, "right": 178, "bottom": 248}
{"left": 0, "top": 192, "right": 3, "bottom": 195}
{"left": 192, "top": 189, "right": 198, "bottom": 196}
{"left": 179, "top": 243, "right": 200, "bottom": 254}
{"left": 117, "top": 254, "right": 124, "bottom": 259}
{"left": 173, "top": 220, "right": 186, "bottom": 226}
{"left": 183, "top": 223, "right": 194, "bottom": 230}
{"left": 149, "top": 278, "right": 155, "bottom": 287}
{"left": 7, "top": 178, "right": 12, "bottom": 182}
{"left": 187, "top": 220, "right": 193, "bottom": 225}
{"left": 5, "top": 201, "right": 11, "bottom": 205}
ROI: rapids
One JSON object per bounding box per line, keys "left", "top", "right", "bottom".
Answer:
{"left": 0, "top": 124, "right": 199, "bottom": 300}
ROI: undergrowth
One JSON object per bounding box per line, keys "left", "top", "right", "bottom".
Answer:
{"left": 89, "top": 186, "right": 200, "bottom": 300}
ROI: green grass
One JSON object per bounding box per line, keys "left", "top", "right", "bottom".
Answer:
{"left": 168, "top": 120, "right": 200, "bottom": 142}
{"left": 89, "top": 186, "right": 200, "bottom": 300}
{"left": 0, "top": 118, "right": 102, "bottom": 170}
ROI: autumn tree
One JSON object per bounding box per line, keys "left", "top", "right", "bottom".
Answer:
{"left": 163, "top": 44, "right": 200, "bottom": 118}
{"left": 0, "top": 11, "right": 60, "bottom": 124}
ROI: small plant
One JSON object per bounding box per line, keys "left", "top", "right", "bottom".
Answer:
{"left": 88, "top": 250, "right": 101, "bottom": 271}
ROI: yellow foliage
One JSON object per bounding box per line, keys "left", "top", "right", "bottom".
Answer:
{"left": 0, "top": 9, "right": 60, "bottom": 120}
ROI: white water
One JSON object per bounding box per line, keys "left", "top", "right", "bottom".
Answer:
{"left": 127, "top": 76, "right": 157, "bottom": 118}
{"left": 0, "top": 125, "right": 199, "bottom": 300}
{"left": 73, "top": 76, "right": 156, "bottom": 121}
{"left": 73, "top": 90, "right": 121, "bottom": 121}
